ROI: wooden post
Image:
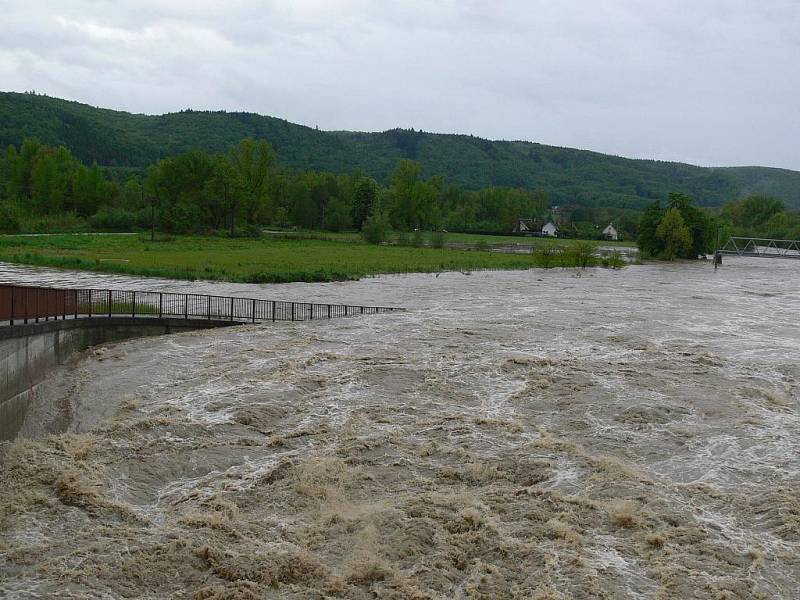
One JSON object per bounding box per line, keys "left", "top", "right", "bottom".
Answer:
{"left": 184, "top": 295, "right": 188, "bottom": 319}
{"left": 252, "top": 298, "right": 256, "bottom": 323}
{"left": 132, "top": 291, "right": 136, "bottom": 318}
{"left": 159, "top": 293, "right": 163, "bottom": 318}
{"left": 230, "top": 297, "right": 234, "bottom": 321}
{"left": 108, "top": 290, "right": 112, "bottom": 317}
{"left": 207, "top": 296, "right": 211, "bottom": 320}
{"left": 88, "top": 290, "right": 92, "bottom": 318}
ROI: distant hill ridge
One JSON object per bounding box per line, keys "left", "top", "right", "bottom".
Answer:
{"left": 2, "top": 91, "right": 799, "bottom": 210}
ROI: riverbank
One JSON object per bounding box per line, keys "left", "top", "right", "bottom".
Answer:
{"left": 0, "top": 234, "right": 630, "bottom": 283}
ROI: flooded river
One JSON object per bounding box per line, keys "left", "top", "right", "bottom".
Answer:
{"left": 1, "top": 259, "right": 798, "bottom": 599}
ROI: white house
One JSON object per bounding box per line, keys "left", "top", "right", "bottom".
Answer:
{"left": 602, "top": 223, "right": 619, "bottom": 241}
{"left": 542, "top": 221, "right": 559, "bottom": 237}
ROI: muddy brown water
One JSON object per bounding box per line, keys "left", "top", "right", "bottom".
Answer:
{"left": 0, "top": 260, "right": 798, "bottom": 599}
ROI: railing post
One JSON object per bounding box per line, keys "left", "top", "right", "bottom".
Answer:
{"left": 271, "top": 301, "right": 275, "bottom": 322}
{"left": 35, "top": 289, "right": 39, "bottom": 323}
{"left": 310, "top": 303, "right": 313, "bottom": 321}
{"left": 361, "top": 306, "right": 364, "bottom": 315}
{"left": 23, "top": 288, "right": 27, "bottom": 324}
{"left": 207, "top": 296, "right": 211, "bottom": 320}
{"left": 291, "top": 302, "right": 295, "bottom": 321}
{"left": 74, "top": 290, "right": 78, "bottom": 319}
{"left": 327, "top": 304, "right": 331, "bottom": 319}
{"left": 184, "top": 295, "right": 188, "bottom": 319}
{"left": 108, "top": 290, "right": 112, "bottom": 318}
{"left": 230, "top": 297, "right": 234, "bottom": 321}
{"left": 252, "top": 298, "right": 256, "bottom": 323}
{"left": 88, "top": 290, "right": 92, "bottom": 318}
{"left": 10, "top": 287, "right": 14, "bottom": 326}
{"left": 159, "top": 293, "right": 163, "bottom": 318}
{"left": 132, "top": 291, "right": 136, "bottom": 318}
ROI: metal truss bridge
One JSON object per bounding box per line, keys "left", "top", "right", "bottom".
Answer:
{"left": 717, "top": 237, "right": 800, "bottom": 260}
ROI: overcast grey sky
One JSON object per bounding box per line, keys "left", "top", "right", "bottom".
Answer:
{"left": 1, "top": 1, "right": 798, "bottom": 169}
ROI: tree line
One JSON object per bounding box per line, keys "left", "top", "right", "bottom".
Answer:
{"left": 0, "top": 137, "right": 550, "bottom": 236}
{"left": 635, "top": 192, "right": 800, "bottom": 259}
{"left": 2, "top": 136, "right": 795, "bottom": 259}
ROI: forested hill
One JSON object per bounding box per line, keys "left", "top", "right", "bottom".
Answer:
{"left": 2, "top": 91, "right": 799, "bottom": 209}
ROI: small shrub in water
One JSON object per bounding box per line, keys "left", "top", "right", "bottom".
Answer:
{"left": 566, "top": 240, "right": 598, "bottom": 269}
{"left": 535, "top": 245, "right": 561, "bottom": 268}
{"left": 601, "top": 250, "right": 625, "bottom": 269}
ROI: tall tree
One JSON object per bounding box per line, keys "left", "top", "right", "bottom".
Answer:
{"left": 656, "top": 207, "right": 692, "bottom": 260}
{"left": 228, "top": 138, "right": 276, "bottom": 234}
{"left": 352, "top": 176, "right": 378, "bottom": 229}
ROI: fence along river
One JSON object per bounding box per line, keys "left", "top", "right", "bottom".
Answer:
{"left": 0, "top": 283, "right": 403, "bottom": 325}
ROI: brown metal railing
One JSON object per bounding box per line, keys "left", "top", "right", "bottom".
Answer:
{"left": 0, "top": 284, "right": 402, "bottom": 325}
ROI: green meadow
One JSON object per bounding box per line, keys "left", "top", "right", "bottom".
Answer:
{"left": 0, "top": 233, "right": 629, "bottom": 283}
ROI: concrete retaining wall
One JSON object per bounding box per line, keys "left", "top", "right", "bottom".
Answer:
{"left": 0, "top": 317, "right": 238, "bottom": 441}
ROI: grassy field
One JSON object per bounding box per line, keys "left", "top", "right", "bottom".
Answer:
{"left": 0, "top": 233, "right": 627, "bottom": 283}
{"left": 272, "top": 229, "right": 635, "bottom": 248}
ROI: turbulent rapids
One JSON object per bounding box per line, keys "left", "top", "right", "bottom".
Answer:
{"left": 1, "top": 261, "right": 799, "bottom": 599}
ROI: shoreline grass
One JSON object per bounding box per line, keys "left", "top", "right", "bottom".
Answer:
{"left": 0, "top": 234, "right": 626, "bottom": 283}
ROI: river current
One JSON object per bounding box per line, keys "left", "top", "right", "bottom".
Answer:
{"left": 0, "top": 259, "right": 798, "bottom": 599}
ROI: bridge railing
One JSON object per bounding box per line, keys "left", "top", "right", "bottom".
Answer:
{"left": 0, "top": 284, "right": 402, "bottom": 326}
{"left": 719, "top": 237, "right": 800, "bottom": 257}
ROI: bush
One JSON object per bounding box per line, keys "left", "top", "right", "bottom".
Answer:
{"left": 601, "top": 250, "right": 626, "bottom": 269}
{"left": 323, "top": 198, "right": 353, "bottom": 232}
{"left": 566, "top": 241, "right": 598, "bottom": 269}
{"left": 0, "top": 201, "right": 22, "bottom": 233}
{"left": 89, "top": 207, "right": 138, "bottom": 231}
{"left": 361, "top": 212, "right": 389, "bottom": 244}
{"left": 160, "top": 201, "right": 207, "bottom": 234}
{"left": 235, "top": 223, "right": 263, "bottom": 238}
{"left": 24, "top": 212, "right": 87, "bottom": 233}
{"left": 534, "top": 244, "right": 561, "bottom": 268}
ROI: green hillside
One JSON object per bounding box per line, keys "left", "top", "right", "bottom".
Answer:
{"left": 2, "top": 91, "right": 798, "bottom": 209}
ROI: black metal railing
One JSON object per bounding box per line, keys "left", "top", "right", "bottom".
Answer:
{"left": 0, "top": 283, "right": 402, "bottom": 326}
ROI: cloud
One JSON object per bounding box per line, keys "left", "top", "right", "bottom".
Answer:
{"left": 0, "top": 0, "right": 798, "bottom": 169}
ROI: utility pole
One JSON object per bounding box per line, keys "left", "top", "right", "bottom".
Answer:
{"left": 147, "top": 186, "right": 156, "bottom": 242}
